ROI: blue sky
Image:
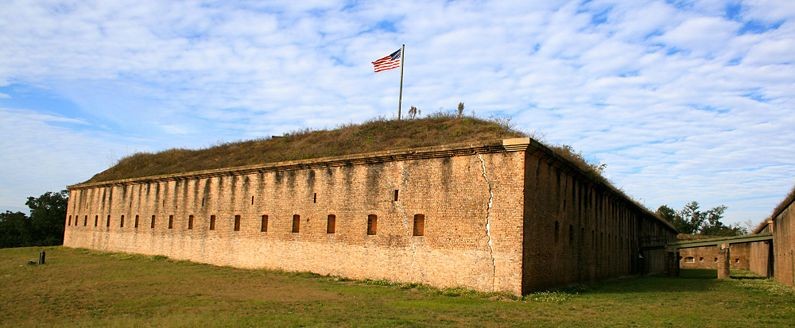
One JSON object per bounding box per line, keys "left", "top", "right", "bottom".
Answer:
{"left": 1, "top": 0, "right": 793, "bottom": 228}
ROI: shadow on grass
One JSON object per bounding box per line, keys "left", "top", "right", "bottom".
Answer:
{"left": 578, "top": 271, "right": 722, "bottom": 295}
{"left": 731, "top": 276, "right": 767, "bottom": 280}
{"left": 679, "top": 269, "right": 717, "bottom": 279}
{"left": 730, "top": 269, "right": 768, "bottom": 280}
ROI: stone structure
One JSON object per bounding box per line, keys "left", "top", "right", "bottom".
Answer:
{"left": 770, "top": 190, "right": 795, "bottom": 286}
{"left": 679, "top": 243, "right": 750, "bottom": 270}
{"left": 63, "top": 138, "right": 676, "bottom": 295}
{"left": 749, "top": 221, "right": 773, "bottom": 277}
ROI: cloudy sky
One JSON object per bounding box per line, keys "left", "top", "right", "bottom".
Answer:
{"left": 1, "top": 0, "right": 793, "bottom": 226}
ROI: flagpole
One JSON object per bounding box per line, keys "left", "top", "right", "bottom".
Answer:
{"left": 398, "top": 44, "right": 405, "bottom": 120}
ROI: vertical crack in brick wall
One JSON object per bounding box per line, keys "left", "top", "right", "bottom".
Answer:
{"left": 477, "top": 154, "right": 496, "bottom": 291}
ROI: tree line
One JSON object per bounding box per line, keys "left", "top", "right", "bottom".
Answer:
{"left": 0, "top": 191, "right": 68, "bottom": 248}
{"left": 656, "top": 201, "right": 747, "bottom": 236}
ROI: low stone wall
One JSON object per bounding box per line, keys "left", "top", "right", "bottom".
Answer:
{"left": 678, "top": 244, "right": 750, "bottom": 270}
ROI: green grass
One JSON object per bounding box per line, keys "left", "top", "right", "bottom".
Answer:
{"left": 83, "top": 115, "right": 610, "bottom": 187}
{"left": 86, "top": 115, "right": 525, "bottom": 183}
{"left": 2, "top": 247, "right": 793, "bottom": 327}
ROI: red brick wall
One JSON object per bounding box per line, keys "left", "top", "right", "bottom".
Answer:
{"left": 679, "top": 244, "right": 750, "bottom": 270}
{"left": 521, "top": 150, "right": 676, "bottom": 292}
{"left": 749, "top": 240, "right": 771, "bottom": 277}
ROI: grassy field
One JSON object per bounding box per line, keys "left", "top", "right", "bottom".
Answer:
{"left": 1, "top": 247, "right": 793, "bottom": 327}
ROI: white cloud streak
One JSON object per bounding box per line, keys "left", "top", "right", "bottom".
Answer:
{"left": 0, "top": 0, "right": 793, "bottom": 224}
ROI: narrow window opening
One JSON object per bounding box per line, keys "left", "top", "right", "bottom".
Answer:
{"left": 568, "top": 224, "right": 574, "bottom": 244}
{"left": 188, "top": 215, "right": 194, "bottom": 230}
{"left": 580, "top": 227, "right": 585, "bottom": 246}
{"left": 394, "top": 190, "right": 399, "bottom": 202}
{"left": 554, "top": 221, "right": 560, "bottom": 243}
{"left": 120, "top": 215, "right": 125, "bottom": 228}
{"left": 94, "top": 215, "right": 98, "bottom": 227}
{"left": 68, "top": 215, "right": 72, "bottom": 226}
{"left": 327, "top": 214, "right": 336, "bottom": 234}
{"left": 201, "top": 197, "right": 205, "bottom": 207}
{"left": 209, "top": 215, "right": 216, "bottom": 230}
{"left": 251, "top": 196, "right": 254, "bottom": 205}
{"left": 714, "top": 257, "right": 718, "bottom": 263}
{"left": 684, "top": 257, "right": 695, "bottom": 263}
{"left": 413, "top": 214, "right": 425, "bottom": 236}
{"left": 735, "top": 258, "right": 740, "bottom": 264}
{"left": 134, "top": 215, "right": 139, "bottom": 228}
{"left": 367, "top": 214, "right": 377, "bottom": 235}
{"left": 260, "top": 215, "right": 268, "bottom": 232}
{"left": 234, "top": 215, "right": 241, "bottom": 231}
{"left": 313, "top": 193, "right": 317, "bottom": 203}
{"left": 292, "top": 215, "right": 300, "bottom": 233}
{"left": 84, "top": 215, "right": 87, "bottom": 226}
{"left": 151, "top": 215, "right": 156, "bottom": 229}
{"left": 699, "top": 257, "right": 704, "bottom": 262}
{"left": 168, "top": 215, "right": 174, "bottom": 229}
{"left": 106, "top": 215, "right": 111, "bottom": 228}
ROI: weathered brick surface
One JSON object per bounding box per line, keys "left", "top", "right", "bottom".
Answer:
{"left": 65, "top": 148, "right": 526, "bottom": 294}
{"left": 64, "top": 139, "right": 677, "bottom": 294}
{"left": 521, "top": 149, "right": 676, "bottom": 292}
{"left": 773, "top": 200, "right": 795, "bottom": 286}
{"left": 678, "top": 244, "right": 750, "bottom": 270}
{"left": 749, "top": 240, "right": 771, "bottom": 277}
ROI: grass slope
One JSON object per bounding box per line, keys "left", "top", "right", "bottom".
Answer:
{"left": 2, "top": 247, "right": 793, "bottom": 327}
{"left": 86, "top": 116, "right": 524, "bottom": 183}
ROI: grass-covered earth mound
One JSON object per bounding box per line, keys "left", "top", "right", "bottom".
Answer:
{"left": 87, "top": 116, "right": 528, "bottom": 183}
{"left": 83, "top": 114, "right": 668, "bottom": 227}
{"left": 85, "top": 115, "right": 608, "bottom": 188}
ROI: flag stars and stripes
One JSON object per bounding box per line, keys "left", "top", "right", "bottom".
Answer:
{"left": 372, "top": 49, "right": 402, "bottom": 73}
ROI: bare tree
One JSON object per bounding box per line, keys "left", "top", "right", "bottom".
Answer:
{"left": 457, "top": 102, "right": 465, "bottom": 118}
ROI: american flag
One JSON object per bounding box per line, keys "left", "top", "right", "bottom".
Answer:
{"left": 372, "top": 48, "right": 402, "bottom": 72}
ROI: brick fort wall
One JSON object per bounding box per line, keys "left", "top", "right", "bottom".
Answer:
{"left": 65, "top": 142, "right": 527, "bottom": 294}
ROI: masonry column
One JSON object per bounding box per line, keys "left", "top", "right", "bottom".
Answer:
{"left": 717, "top": 243, "right": 731, "bottom": 279}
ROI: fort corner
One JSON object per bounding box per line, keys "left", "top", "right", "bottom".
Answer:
{"left": 64, "top": 137, "right": 676, "bottom": 295}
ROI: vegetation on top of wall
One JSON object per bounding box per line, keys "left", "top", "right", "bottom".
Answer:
{"left": 771, "top": 185, "right": 795, "bottom": 219}
{"left": 81, "top": 114, "right": 658, "bottom": 220}
{"left": 86, "top": 114, "right": 603, "bottom": 184}
{"left": 87, "top": 115, "right": 523, "bottom": 182}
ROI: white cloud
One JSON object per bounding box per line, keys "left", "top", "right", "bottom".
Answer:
{"left": 657, "top": 16, "right": 740, "bottom": 54}
{"left": 0, "top": 0, "right": 793, "bottom": 224}
{"left": 0, "top": 108, "right": 147, "bottom": 212}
